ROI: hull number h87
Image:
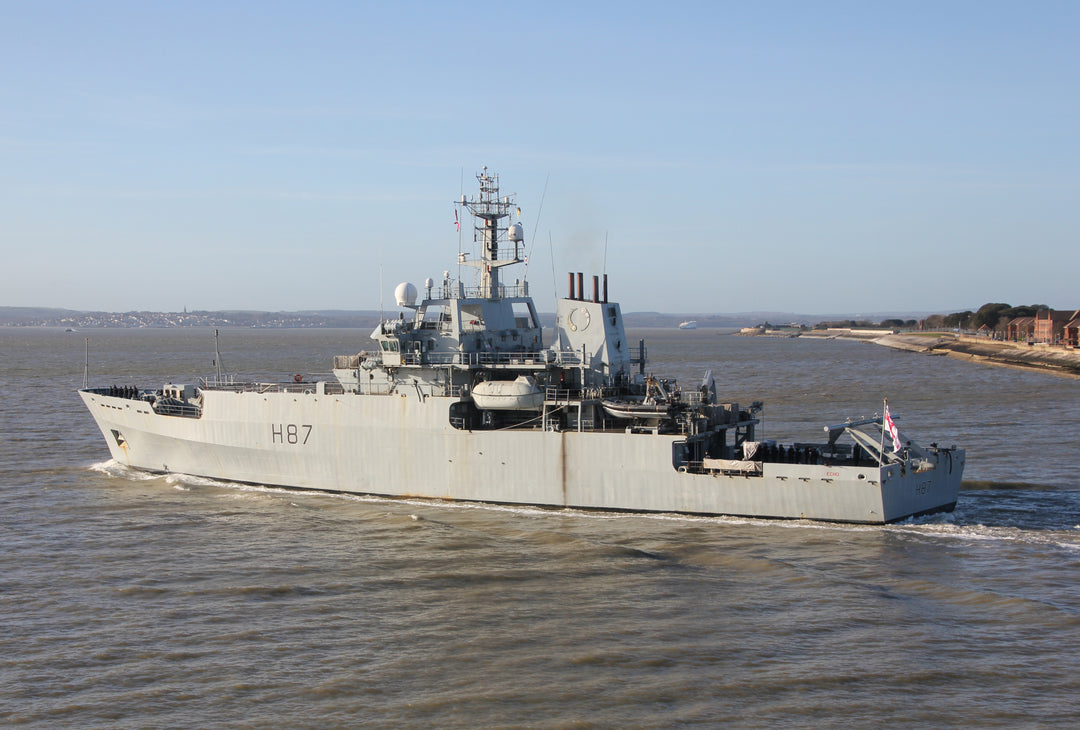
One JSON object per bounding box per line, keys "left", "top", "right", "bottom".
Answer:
{"left": 272, "top": 424, "right": 312, "bottom": 445}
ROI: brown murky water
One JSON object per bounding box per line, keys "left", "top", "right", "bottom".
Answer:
{"left": 3, "top": 328, "right": 1078, "bottom": 727}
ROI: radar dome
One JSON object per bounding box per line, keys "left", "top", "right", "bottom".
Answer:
{"left": 509, "top": 222, "right": 524, "bottom": 242}
{"left": 394, "top": 281, "right": 418, "bottom": 307}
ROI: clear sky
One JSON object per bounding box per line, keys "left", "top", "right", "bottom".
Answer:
{"left": 2, "top": 1, "right": 1077, "bottom": 315}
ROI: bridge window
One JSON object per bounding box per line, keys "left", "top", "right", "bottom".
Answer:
{"left": 461, "top": 304, "right": 485, "bottom": 329}
{"left": 513, "top": 301, "right": 537, "bottom": 329}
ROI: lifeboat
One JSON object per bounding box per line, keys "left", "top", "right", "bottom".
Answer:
{"left": 601, "top": 398, "right": 672, "bottom": 422}
{"left": 603, "top": 375, "right": 680, "bottom": 422}
{"left": 471, "top": 376, "right": 544, "bottom": 411}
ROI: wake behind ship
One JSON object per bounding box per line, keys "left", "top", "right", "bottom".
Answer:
{"left": 80, "top": 169, "right": 964, "bottom": 523}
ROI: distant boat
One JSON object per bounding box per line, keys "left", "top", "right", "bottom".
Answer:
{"left": 65, "top": 328, "right": 77, "bottom": 333}
{"left": 678, "top": 321, "right": 698, "bottom": 330}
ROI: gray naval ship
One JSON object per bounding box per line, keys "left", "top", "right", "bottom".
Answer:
{"left": 80, "top": 170, "right": 964, "bottom": 523}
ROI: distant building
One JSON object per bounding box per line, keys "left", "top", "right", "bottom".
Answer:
{"left": 1064, "top": 316, "right": 1080, "bottom": 347}
{"left": 1006, "top": 316, "right": 1036, "bottom": 342}
{"left": 1033, "top": 309, "right": 1080, "bottom": 345}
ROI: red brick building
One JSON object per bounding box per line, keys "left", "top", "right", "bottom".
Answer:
{"left": 1064, "top": 316, "right": 1080, "bottom": 347}
{"left": 1006, "top": 316, "right": 1036, "bottom": 342}
{"left": 1033, "top": 309, "right": 1080, "bottom": 344}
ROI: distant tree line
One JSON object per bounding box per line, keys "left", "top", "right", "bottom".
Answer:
{"left": 922, "top": 303, "right": 1049, "bottom": 331}
{"left": 807, "top": 303, "right": 1050, "bottom": 332}
{"left": 813, "top": 319, "right": 917, "bottom": 329}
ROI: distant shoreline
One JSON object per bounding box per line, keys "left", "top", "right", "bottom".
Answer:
{"left": 865, "top": 333, "right": 1080, "bottom": 380}
{"left": 737, "top": 327, "right": 1080, "bottom": 379}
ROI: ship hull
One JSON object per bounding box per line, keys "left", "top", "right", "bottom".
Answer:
{"left": 81, "top": 389, "right": 962, "bottom": 524}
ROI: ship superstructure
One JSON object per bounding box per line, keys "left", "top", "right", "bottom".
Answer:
{"left": 80, "top": 170, "right": 964, "bottom": 523}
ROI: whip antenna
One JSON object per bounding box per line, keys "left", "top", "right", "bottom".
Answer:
{"left": 523, "top": 173, "right": 549, "bottom": 280}
{"left": 603, "top": 231, "right": 608, "bottom": 276}
{"left": 548, "top": 230, "right": 558, "bottom": 313}
{"left": 213, "top": 329, "right": 225, "bottom": 383}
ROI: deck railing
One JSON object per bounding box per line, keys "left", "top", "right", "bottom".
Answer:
{"left": 334, "top": 349, "right": 589, "bottom": 369}
{"left": 202, "top": 380, "right": 467, "bottom": 398}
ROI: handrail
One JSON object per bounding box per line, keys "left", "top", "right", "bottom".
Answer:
{"left": 152, "top": 401, "right": 202, "bottom": 418}
{"left": 202, "top": 379, "right": 468, "bottom": 398}
{"left": 334, "top": 343, "right": 645, "bottom": 370}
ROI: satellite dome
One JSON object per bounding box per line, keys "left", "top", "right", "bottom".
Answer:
{"left": 394, "top": 281, "right": 418, "bottom": 307}
{"left": 509, "top": 222, "right": 524, "bottom": 242}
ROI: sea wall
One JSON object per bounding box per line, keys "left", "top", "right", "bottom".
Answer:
{"left": 872, "top": 334, "right": 1080, "bottom": 379}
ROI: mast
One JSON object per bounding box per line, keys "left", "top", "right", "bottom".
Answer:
{"left": 458, "top": 167, "right": 524, "bottom": 298}
{"left": 214, "top": 329, "right": 225, "bottom": 384}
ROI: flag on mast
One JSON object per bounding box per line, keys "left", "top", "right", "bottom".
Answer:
{"left": 884, "top": 400, "right": 902, "bottom": 453}
{"left": 454, "top": 209, "right": 459, "bottom": 232}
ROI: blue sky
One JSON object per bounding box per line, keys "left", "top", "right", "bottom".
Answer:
{"left": 2, "top": 1, "right": 1077, "bottom": 315}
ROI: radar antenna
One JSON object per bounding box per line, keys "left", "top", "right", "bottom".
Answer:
{"left": 457, "top": 166, "right": 524, "bottom": 298}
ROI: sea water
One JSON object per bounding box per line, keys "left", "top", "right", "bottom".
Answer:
{"left": 2, "top": 327, "right": 1078, "bottom": 727}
